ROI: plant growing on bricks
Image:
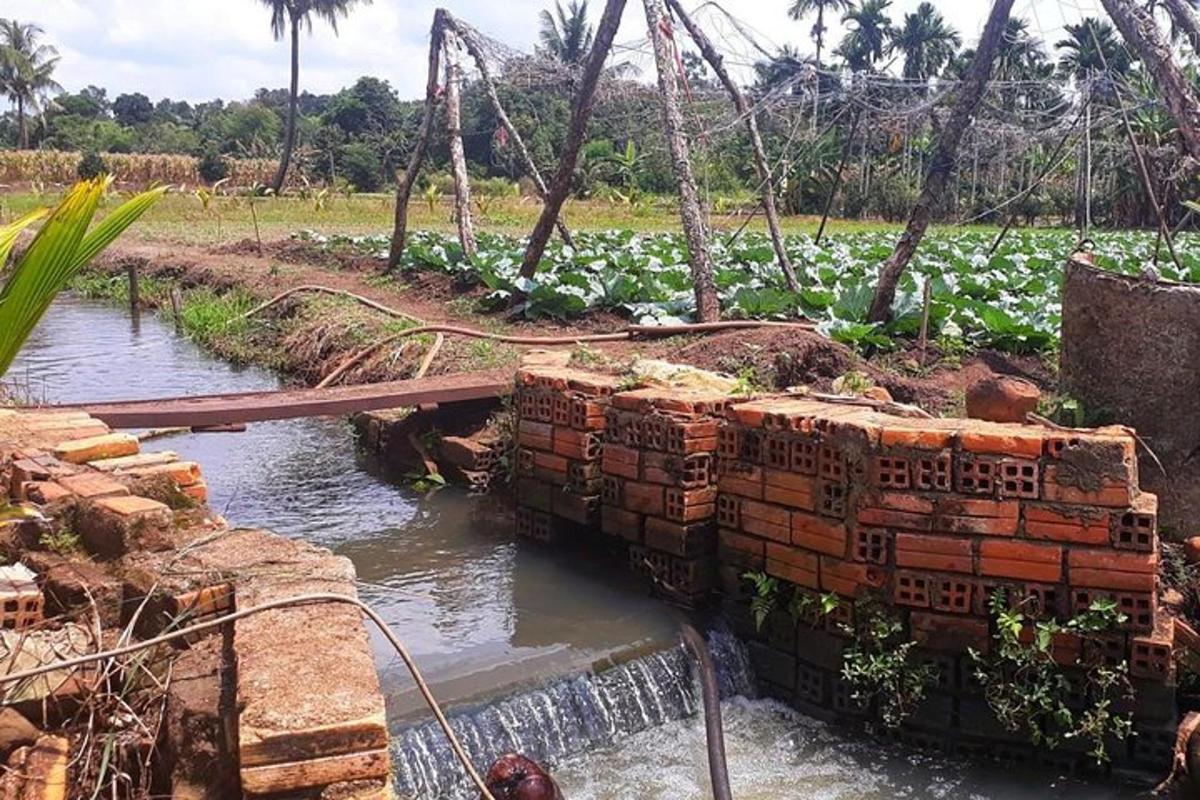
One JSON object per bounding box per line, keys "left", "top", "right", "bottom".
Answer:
{"left": 969, "top": 590, "right": 1133, "bottom": 762}
{"left": 839, "top": 599, "right": 940, "bottom": 729}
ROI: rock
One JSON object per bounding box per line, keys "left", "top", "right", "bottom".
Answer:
{"left": 0, "top": 708, "right": 40, "bottom": 757}
{"left": 965, "top": 375, "right": 1041, "bottom": 424}
{"left": 863, "top": 386, "right": 893, "bottom": 403}
{"left": 1185, "top": 536, "right": 1200, "bottom": 565}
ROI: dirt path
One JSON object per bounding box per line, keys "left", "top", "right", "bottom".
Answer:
{"left": 94, "top": 238, "right": 1049, "bottom": 415}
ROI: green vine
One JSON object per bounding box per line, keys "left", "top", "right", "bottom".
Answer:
{"left": 969, "top": 590, "right": 1133, "bottom": 763}
{"left": 741, "top": 571, "right": 780, "bottom": 632}
{"left": 840, "top": 601, "right": 940, "bottom": 728}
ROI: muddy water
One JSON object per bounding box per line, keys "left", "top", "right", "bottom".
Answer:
{"left": 12, "top": 297, "right": 1146, "bottom": 799}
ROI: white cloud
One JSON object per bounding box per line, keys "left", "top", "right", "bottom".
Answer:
{"left": 3, "top": 0, "right": 1101, "bottom": 103}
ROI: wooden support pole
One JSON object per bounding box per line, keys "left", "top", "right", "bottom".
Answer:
{"left": 1163, "top": 0, "right": 1200, "bottom": 54}
{"left": 443, "top": 31, "right": 477, "bottom": 260}
{"left": 664, "top": 0, "right": 798, "bottom": 292}
{"left": 126, "top": 263, "right": 139, "bottom": 313}
{"left": 867, "top": 0, "right": 1014, "bottom": 323}
{"left": 387, "top": 10, "right": 446, "bottom": 271}
{"left": 443, "top": 12, "right": 574, "bottom": 247}
{"left": 643, "top": 0, "right": 720, "bottom": 322}
{"left": 815, "top": 109, "right": 862, "bottom": 245}
{"left": 518, "top": 0, "right": 627, "bottom": 281}
{"left": 1100, "top": 0, "right": 1200, "bottom": 159}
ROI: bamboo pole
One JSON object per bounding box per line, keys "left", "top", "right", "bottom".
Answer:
{"left": 387, "top": 10, "right": 447, "bottom": 271}
{"left": 443, "top": 31, "right": 477, "bottom": 260}
{"left": 643, "top": 0, "right": 720, "bottom": 322}
{"left": 664, "top": 0, "right": 798, "bottom": 291}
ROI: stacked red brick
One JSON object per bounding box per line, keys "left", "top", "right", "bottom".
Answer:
{"left": 513, "top": 367, "right": 618, "bottom": 541}
{"left": 599, "top": 386, "right": 726, "bottom": 604}
{"left": 716, "top": 397, "right": 1174, "bottom": 766}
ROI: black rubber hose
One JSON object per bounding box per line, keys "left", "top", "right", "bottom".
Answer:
{"left": 680, "top": 623, "right": 734, "bottom": 800}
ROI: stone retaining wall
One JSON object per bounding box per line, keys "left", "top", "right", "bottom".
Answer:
{"left": 0, "top": 408, "right": 390, "bottom": 798}
{"left": 514, "top": 366, "right": 1184, "bottom": 773}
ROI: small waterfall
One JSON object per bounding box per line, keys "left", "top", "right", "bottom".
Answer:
{"left": 392, "top": 628, "right": 754, "bottom": 799}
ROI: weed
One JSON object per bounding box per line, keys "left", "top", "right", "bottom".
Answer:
{"left": 831, "top": 370, "right": 874, "bottom": 396}
{"left": 487, "top": 394, "right": 519, "bottom": 488}
{"left": 969, "top": 590, "right": 1133, "bottom": 762}
{"left": 741, "top": 571, "right": 780, "bottom": 632}
{"left": 840, "top": 600, "right": 939, "bottom": 728}
{"left": 40, "top": 524, "right": 81, "bottom": 555}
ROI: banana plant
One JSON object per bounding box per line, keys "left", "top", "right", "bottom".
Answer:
{"left": 0, "top": 176, "right": 165, "bottom": 378}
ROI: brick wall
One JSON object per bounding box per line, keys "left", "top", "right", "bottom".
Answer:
{"left": 512, "top": 369, "right": 1182, "bottom": 770}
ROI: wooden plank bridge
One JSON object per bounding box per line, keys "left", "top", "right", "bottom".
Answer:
{"left": 63, "top": 369, "right": 512, "bottom": 428}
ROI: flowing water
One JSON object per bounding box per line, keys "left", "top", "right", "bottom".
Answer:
{"left": 11, "top": 296, "right": 1150, "bottom": 800}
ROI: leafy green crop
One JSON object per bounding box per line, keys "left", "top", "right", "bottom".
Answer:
{"left": 296, "top": 227, "right": 1191, "bottom": 355}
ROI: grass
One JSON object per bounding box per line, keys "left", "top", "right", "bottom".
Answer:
{"left": 0, "top": 188, "right": 1004, "bottom": 248}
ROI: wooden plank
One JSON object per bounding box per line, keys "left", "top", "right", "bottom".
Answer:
{"left": 52, "top": 369, "right": 511, "bottom": 428}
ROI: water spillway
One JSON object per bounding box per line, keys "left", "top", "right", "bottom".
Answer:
{"left": 392, "top": 630, "right": 753, "bottom": 798}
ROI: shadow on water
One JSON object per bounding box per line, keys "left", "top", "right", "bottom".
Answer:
{"left": 13, "top": 297, "right": 1152, "bottom": 800}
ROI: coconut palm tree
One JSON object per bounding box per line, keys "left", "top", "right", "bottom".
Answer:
{"left": 788, "top": 0, "right": 853, "bottom": 67}
{"left": 837, "top": 0, "right": 893, "bottom": 72}
{"left": 1055, "top": 17, "right": 1130, "bottom": 80}
{"left": 538, "top": 1, "right": 593, "bottom": 66}
{"left": 0, "top": 20, "right": 61, "bottom": 149}
{"left": 888, "top": 2, "right": 961, "bottom": 81}
{"left": 994, "top": 17, "right": 1047, "bottom": 80}
{"left": 259, "top": 0, "right": 371, "bottom": 194}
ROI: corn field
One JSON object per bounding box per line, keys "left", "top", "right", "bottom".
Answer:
{"left": 0, "top": 150, "right": 280, "bottom": 188}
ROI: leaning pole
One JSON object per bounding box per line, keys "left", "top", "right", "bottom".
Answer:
{"left": 517, "top": 0, "right": 628, "bottom": 281}
{"left": 664, "top": 0, "right": 799, "bottom": 293}
{"left": 388, "top": 10, "right": 447, "bottom": 271}
{"left": 643, "top": 0, "right": 720, "bottom": 322}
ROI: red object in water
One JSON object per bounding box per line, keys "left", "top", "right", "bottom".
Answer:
{"left": 483, "top": 754, "right": 563, "bottom": 800}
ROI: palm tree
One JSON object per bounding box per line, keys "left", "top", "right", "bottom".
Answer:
{"left": 1055, "top": 17, "right": 1130, "bottom": 81}
{"left": 994, "top": 17, "right": 1047, "bottom": 80}
{"left": 259, "top": 0, "right": 371, "bottom": 194}
{"left": 889, "top": 2, "right": 961, "bottom": 81}
{"left": 788, "top": 0, "right": 852, "bottom": 67}
{"left": 837, "top": 0, "right": 892, "bottom": 72}
{"left": 0, "top": 20, "right": 61, "bottom": 149}
{"left": 538, "top": 1, "right": 593, "bottom": 65}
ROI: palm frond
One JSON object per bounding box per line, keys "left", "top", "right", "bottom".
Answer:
{"left": 0, "top": 208, "right": 49, "bottom": 267}
{"left": 0, "top": 178, "right": 163, "bottom": 378}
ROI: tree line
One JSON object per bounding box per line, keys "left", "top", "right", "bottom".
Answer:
{"left": 1, "top": 1, "right": 1198, "bottom": 230}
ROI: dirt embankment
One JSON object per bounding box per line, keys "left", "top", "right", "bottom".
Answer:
{"left": 92, "top": 238, "right": 1052, "bottom": 413}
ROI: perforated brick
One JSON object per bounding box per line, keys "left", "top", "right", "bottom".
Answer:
{"left": 679, "top": 454, "right": 713, "bottom": 489}
{"left": 932, "top": 577, "right": 973, "bottom": 614}
{"left": 717, "top": 494, "right": 740, "bottom": 528}
{"left": 515, "top": 506, "right": 534, "bottom": 538}
{"left": 824, "top": 599, "right": 854, "bottom": 634}
{"left": 516, "top": 448, "right": 535, "bottom": 477}
{"left": 764, "top": 435, "right": 790, "bottom": 470}
{"left": 1044, "top": 434, "right": 1082, "bottom": 459}
{"left": 796, "top": 662, "right": 827, "bottom": 705}
{"left": 0, "top": 566, "right": 42, "bottom": 632}
{"left": 1114, "top": 502, "right": 1157, "bottom": 551}
{"left": 1130, "top": 635, "right": 1173, "bottom": 682}
{"left": 998, "top": 458, "right": 1039, "bottom": 499}
{"left": 872, "top": 455, "right": 911, "bottom": 490}
{"left": 914, "top": 450, "right": 952, "bottom": 491}
{"left": 818, "top": 481, "right": 847, "bottom": 518}
{"left": 895, "top": 572, "right": 931, "bottom": 607}
{"left": 641, "top": 415, "right": 669, "bottom": 451}
{"left": 552, "top": 394, "right": 571, "bottom": 426}
{"left": 569, "top": 397, "right": 603, "bottom": 431}
{"left": 601, "top": 475, "right": 621, "bottom": 506}
{"left": 956, "top": 455, "right": 997, "bottom": 495}
{"left": 717, "top": 427, "right": 739, "bottom": 460}
{"left": 534, "top": 391, "right": 554, "bottom": 422}
{"left": 1023, "top": 583, "right": 1063, "bottom": 620}
{"left": 1073, "top": 588, "right": 1154, "bottom": 632}
{"left": 740, "top": 430, "right": 763, "bottom": 463}
{"left": 518, "top": 389, "right": 538, "bottom": 420}
{"left": 791, "top": 437, "right": 819, "bottom": 476}
{"left": 853, "top": 527, "right": 889, "bottom": 565}
{"left": 819, "top": 445, "right": 845, "bottom": 483}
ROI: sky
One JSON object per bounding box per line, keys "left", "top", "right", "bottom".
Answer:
{"left": 5, "top": 0, "right": 1104, "bottom": 104}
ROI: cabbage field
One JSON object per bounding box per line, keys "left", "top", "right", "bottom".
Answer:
{"left": 298, "top": 228, "right": 1199, "bottom": 355}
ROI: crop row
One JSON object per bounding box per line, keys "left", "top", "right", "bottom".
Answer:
{"left": 298, "top": 227, "right": 1199, "bottom": 354}
{"left": 0, "top": 149, "right": 278, "bottom": 187}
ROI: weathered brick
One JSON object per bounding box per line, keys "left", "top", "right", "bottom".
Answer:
{"left": 742, "top": 514, "right": 790, "bottom": 543}
{"left": 852, "top": 527, "right": 889, "bottom": 564}
{"left": 910, "top": 612, "right": 990, "bottom": 653}
{"left": 960, "top": 425, "right": 1044, "bottom": 459}
{"left": 894, "top": 571, "right": 931, "bottom": 607}
{"left": 741, "top": 499, "right": 790, "bottom": 527}
{"left": 819, "top": 556, "right": 882, "bottom": 597}
{"left": 663, "top": 486, "right": 717, "bottom": 523}
{"left": 644, "top": 517, "right": 715, "bottom": 558}
{"left": 516, "top": 478, "right": 553, "bottom": 512}
{"left": 1042, "top": 464, "right": 1132, "bottom": 507}
{"left": 601, "top": 505, "right": 642, "bottom": 542}
{"left": 553, "top": 492, "right": 598, "bottom": 526}
{"left": 874, "top": 492, "right": 935, "bottom": 515}
{"left": 895, "top": 533, "right": 973, "bottom": 573}
{"left": 765, "top": 544, "right": 818, "bottom": 589}
{"left": 1068, "top": 548, "right": 1157, "bottom": 592}
{"left": 856, "top": 506, "right": 932, "bottom": 531}
{"left": 53, "top": 433, "right": 138, "bottom": 465}
{"left": 717, "top": 461, "right": 763, "bottom": 499}
{"left": 552, "top": 428, "right": 601, "bottom": 461}
{"left": 533, "top": 450, "right": 568, "bottom": 476}
{"left": 516, "top": 420, "right": 553, "bottom": 451}
{"left": 979, "top": 539, "right": 1062, "bottom": 583}
{"left": 623, "top": 482, "right": 665, "bottom": 516}
{"left": 601, "top": 444, "right": 640, "bottom": 480}
{"left": 879, "top": 424, "right": 956, "bottom": 451}
{"left": 719, "top": 528, "right": 764, "bottom": 570}
{"left": 76, "top": 495, "right": 174, "bottom": 558}
{"left": 1113, "top": 492, "right": 1157, "bottom": 551}
{"left": 791, "top": 512, "right": 847, "bottom": 557}
{"left": 1024, "top": 505, "right": 1110, "bottom": 545}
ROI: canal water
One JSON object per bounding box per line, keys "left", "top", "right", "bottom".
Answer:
{"left": 9, "top": 296, "right": 1147, "bottom": 799}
